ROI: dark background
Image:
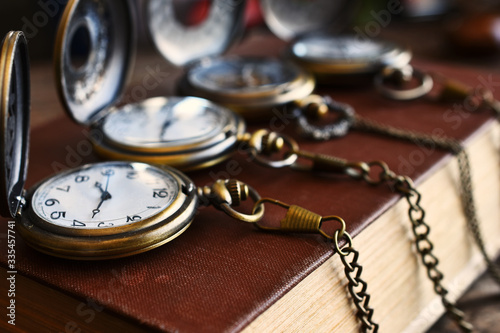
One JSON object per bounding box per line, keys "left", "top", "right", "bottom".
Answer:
{"left": 2, "top": 0, "right": 500, "bottom": 63}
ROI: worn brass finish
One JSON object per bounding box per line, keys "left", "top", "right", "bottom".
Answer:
{"left": 17, "top": 167, "right": 198, "bottom": 260}
{"left": 198, "top": 180, "right": 264, "bottom": 223}
{"left": 303, "top": 154, "right": 474, "bottom": 332}
{"left": 91, "top": 114, "right": 246, "bottom": 172}
{"left": 179, "top": 59, "right": 316, "bottom": 120}
{"left": 249, "top": 196, "right": 378, "bottom": 332}
{"left": 0, "top": 31, "right": 30, "bottom": 218}
{"left": 92, "top": 142, "right": 238, "bottom": 172}
{"left": 374, "top": 67, "right": 434, "bottom": 101}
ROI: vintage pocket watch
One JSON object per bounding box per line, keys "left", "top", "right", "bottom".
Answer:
{"left": 2, "top": 31, "right": 475, "bottom": 330}
{"left": 0, "top": 30, "right": 343, "bottom": 266}
{"left": 145, "top": 0, "right": 319, "bottom": 120}
{"left": 53, "top": 0, "right": 353, "bottom": 169}
{"left": 253, "top": 1, "right": 433, "bottom": 100}
{"left": 288, "top": 34, "right": 410, "bottom": 83}
{"left": 1, "top": 31, "right": 200, "bottom": 260}
{"left": 54, "top": 0, "right": 250, "bottom": 170}
{"left": 287, "top": 34, "right": 435, "bottom": 100}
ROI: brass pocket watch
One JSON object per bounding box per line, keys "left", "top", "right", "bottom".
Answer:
{"left": 2, "top": 31, "right": 473, "bottom": 330}
{"left": 145, "top": 1, "right": 319, "bottom": 120}
{"left": 0, "top": 30, "right": 345, "bottom": 266}
{"left": 252, "top": 1, "right": 433, "bottom": 101}
{"left": 0, "top": 29, "right": 379, "bottom": 330}
{"left": 54, "top": 0, "right": 249, "bottom": 170}
{"left": 287, "top": 34, "right": 435, "bottom": 100}
{"left": 1, "top": 31, "right": 200, "bottom": 260}
{"left": 53, "top": 0, "right": 353, "bottom": 169}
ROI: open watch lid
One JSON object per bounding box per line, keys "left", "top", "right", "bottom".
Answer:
{"left": 146, "top": 0, "right": 246, "bottom": 67}
{"left": 54, "top": 0, "right": 135, "bottom": 125}
{"left": 259, "top": 0, "right": 359, "bottom": 41}
{"left": 0, "top": 31, "right": 30, "bottom": 218}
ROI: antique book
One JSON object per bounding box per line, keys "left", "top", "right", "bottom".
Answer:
{"left": 2, "top": 45, "right": 500, "bottom": 333}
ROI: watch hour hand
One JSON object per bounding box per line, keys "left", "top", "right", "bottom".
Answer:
{"left": 92, "top": 181, "right": 112, "bottom": 218}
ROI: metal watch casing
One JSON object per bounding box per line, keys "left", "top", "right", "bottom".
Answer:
{"left": 288, "top": 35, "right": 412, "bottom": 85}
{"left": 54, "top": 0, "right": 246, "bottom": 171}
{"left": 1, "top": 30, "right": 201, "bottom": 260}
{"left": 0, "top": 31, "right": 30, "bottom": 219}
{"left": 17, "top": 163, "right": 199, "bottom": 260}
{"left": 178, "top": 56, "right": 316, "bottom": 120}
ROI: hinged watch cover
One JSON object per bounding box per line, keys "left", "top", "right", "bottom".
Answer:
{"left": 146, "top": 0, "right": 246, "bottom": 67}
{"left": 259, "top": 0, "right": 359, "bottom": 41}
{"left": 0, "top": 31, "right": 30, "bottom": 218}
{"left": 54, "top": 0, "right": 135, "bottom": 125}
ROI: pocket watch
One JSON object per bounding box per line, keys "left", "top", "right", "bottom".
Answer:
{"left": 177, "top": 56, "right": 316, "bottom": 119}
{"left": 1, "top": 32, "right": 380, "bottom": 327}
{"left": 287, "top": 34, "right": 433, "bottom": 100}
{"left": 288, "top": 34, "right": 411, "bottom": 84}
{"left": 144, "top": 0, "right": 318, "bottom": 120}
{"left": 0, "top": 30, "right": 341, "bottom": 263}
{"left": 0, "top": 32, "right": 475, "bottom": 330}
{"left": 254, "top": 2, "right": 432, "bottom": 100}
{"left": 0, "top": 31, "right": 198, "bottom": 260}
{"left": 54, "top": 0, "right": 352, "bottom": 170}
{"left": 54, "top": 0, "right": 247, "bottom": 170}
{"left": 1, "top": 30, "right": 266, "bottom": 260}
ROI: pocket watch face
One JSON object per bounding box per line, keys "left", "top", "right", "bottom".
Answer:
{"left": 101, "top": 97, "right": 234, "bottom": 150}
{"left": 292, "top": 35, "right": 392, "bottom": 62}
{"left": 289, "top": 35, "right": 411, "bottom": 76}
{"left": 187, "top": 57, "right": 303, "bottom": 95}
{"left": 31, "top": 161, "right": 179, "bottom": 230}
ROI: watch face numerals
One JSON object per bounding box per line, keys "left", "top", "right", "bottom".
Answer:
{"left": 188, "top": 58, "right": 301, "bottom": 94}
{"left": 31, "top": 162, "right": 180, "bottom": 229}
{"left": 75, "top": 175, "right": 90, "bottom": 183}
{"left": 56, "top": 186, "right": 71, "bottom": 192}
{"left": 102, "top": 97, "right": 229, "bottom": 150}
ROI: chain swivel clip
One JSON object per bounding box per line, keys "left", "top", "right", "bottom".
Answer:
{"left": 197, "top": 179, "right": 264, "bottom": 223}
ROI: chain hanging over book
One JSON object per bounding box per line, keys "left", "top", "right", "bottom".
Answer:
{"left": 48, "top": 1, "right": 498, "bottom": 331}
{"left": 2, "top": 46, "right": 500, "bottom": 333}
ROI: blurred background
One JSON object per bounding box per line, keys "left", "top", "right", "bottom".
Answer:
{"left": 1, "top": 0, "right": 500, "bottom": 64}
{"left": 0, "top": 1, "right": 499, "bottom": 332}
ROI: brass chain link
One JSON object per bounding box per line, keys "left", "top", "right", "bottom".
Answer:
{"left": 336, "top": 236, "right": 379, "bottom": 333}
{"left": 354, "top": 162, "right": 475, "bottom": 333}
{"left": 354, "top": 115, "right": 500, "bottom": 286}
{"left": 456, "top": 151, "right": 500, "bottom": 285}
{"left": 243, "top": 104, "right": 499, "bottom": 331}
{"left": 251, "top": 199, "right": 379, "bottom": 332}
{"left": 201, "top": 182, "right": 380, "bottom": 331}
{"left": 392, "top": 175, "right": 474, "bottom": 333}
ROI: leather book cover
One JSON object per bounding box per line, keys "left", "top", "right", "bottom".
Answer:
{"left": 0, "top": 42, "right": 498, "bottom": 332}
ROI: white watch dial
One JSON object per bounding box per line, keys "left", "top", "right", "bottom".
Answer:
{"left": 101, "top": 97, "right": 229, "bottom": 149}
{"left": 31, "top": 161, "right": 179, "bottom": 229}
{"left": 187, "top": 58, "right": 302, "bottom": 94}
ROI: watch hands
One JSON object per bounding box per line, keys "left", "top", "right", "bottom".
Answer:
{"left": 92, "top": 174, "right": 112, "bottom": 219}
{"left": 160, "top": 108, "right": 175, "bottom": 139}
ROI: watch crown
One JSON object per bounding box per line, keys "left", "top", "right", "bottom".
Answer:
{"left": 226, "top": 179, "right": 248, "bottom": 206}
{"left": 261, "top": 132, "right": 284, "bottom": 155}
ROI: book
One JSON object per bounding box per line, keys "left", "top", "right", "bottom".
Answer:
{"left": 2, "top": 38, "right": 500, "bottom": 333}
